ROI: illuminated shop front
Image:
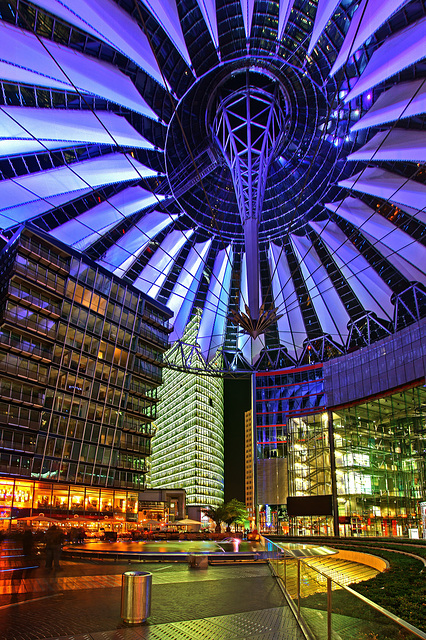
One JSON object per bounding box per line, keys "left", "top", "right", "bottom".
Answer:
{"left": 0, "top": 477, "right": 186, "bottom": 532}
{"left": 0, "top": 477, "right": 138, "bottom": 528}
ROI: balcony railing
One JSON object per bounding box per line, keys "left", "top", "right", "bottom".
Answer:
{"left": 14, "top": 262, "right": 66, "bottom": 295}
{"left": 0, "top": 333, "right": 53, "bottom": 361}
{"left": 19, "top": 237, "right": 69, "bottom": 273}
{"left": 263, "top": 536, "right": 426, "bottom": 640}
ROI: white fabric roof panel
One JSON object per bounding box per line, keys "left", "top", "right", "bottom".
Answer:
{"left": 49, "top": 186, "right": 164, "bottom": 249}
{"left": 307, "top": 0, "right": 340, "bottom": 55}
{"left": 198, "top": 247, "right": 233, "bottom": 362}
{"left": 0, "top": 153, "right": 155, "bottom": 226}
{"left": 0, "top": 188, "right": 91, "bottom": 229}
{"left": 290, "top": 233, "right": 350, "bottom": 342}
{"left": 0, "top": 139, "right": 62, "bottom": 157}
{"left": 345, "top": 16, "right": 426, "bottom": 103}
{"left": 325, "top": 196, "right": 426, "bottom": 279}
{"left": 338, "top": 167, "right": 426, "bottom": 211}
{"left": 278, "top": 0, "right": 295, "bottom": 39}
{"left": 351, "top": 79, "right": 426, "bottom": 132}
{"left": 196, "top": 0, "right": 219, "bottom": 50}
{"left": 347, "top": 129, "right": 426, "bottom": 162}
{"left": 269, "top": 242, "right": 307, "bottom": 358}
{"left": 0, "top": 22, "right": 157, "bottom": 119}
{"left": 140, "top": 0, "right": 192, "bottom": 67}
{"left": 240, "top": 0, "right": 255, "bottom": 39}
{"left": 168, "top": 239, "right": 212, "bottom": 341}
{"left": 309, "top": 218, "right": 393, "bottom": 319}
{"left": 330, "top": 0, "right": 410, "bottom": 76}
{"left": 29, "top": 0, "right": 165, "bottom": 87}
{"left": 359, "top": 229, "right": 426, "bottom": 286}
{"left": 96, "top": 211, "right": 174, "bottom": 277}
{"left": 0, "top": 107, "right": 157, "bottom": 155}
{"left": 0, "top": 61, "right": 75, "bottom": 93}
{"left": 133, "top": 228, "right": 194, "bottom": 298}
{"left": 237, "top": 253, "right": 251, "bottom": 362}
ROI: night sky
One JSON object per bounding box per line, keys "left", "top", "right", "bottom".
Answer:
{"left": 223, "top": 377, "right": 252, "bottom": 502}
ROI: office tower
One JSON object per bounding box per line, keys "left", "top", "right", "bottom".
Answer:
{"left": 0, "top": 226, "right": 171, "bottom": 526}
{"left": 150, "top": 313, "right": 224, "bottom": 520}
{"left": 244, "top": 410, "right": 255, "bottom": 524}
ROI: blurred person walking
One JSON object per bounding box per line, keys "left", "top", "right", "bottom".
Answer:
{"left": 22, "top": 527, "right": 34, "bottom": 557}
{"left": 44, "top": 525, "right": 64, "bottom": 571}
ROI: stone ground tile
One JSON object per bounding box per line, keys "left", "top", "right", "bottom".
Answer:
{"left": 0, "top": 565, "right": 292, "bottom": 640}
{"left": 89, "top": 630, "right": 146, "bottom": 640}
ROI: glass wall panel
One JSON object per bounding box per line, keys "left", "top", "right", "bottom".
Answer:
{"left": 51, "top": 486, "right": 69, "bottom": 510}
{"left": 100, "top": 490, "right": 114, "bottom": 513}
{"left": 69, "top": 487, "right": 85, "bottom": 511}
{"left": 85, "top": 488, "right": 100, "bottom": 512}
{"left": 14, "top": 481, "right": 33, "bottom": 509}
{"left": 333, "top": 385, "right": 426, "bottom": 536}
{"left": 33, "top": 482, "right": 53, "bottom": 510}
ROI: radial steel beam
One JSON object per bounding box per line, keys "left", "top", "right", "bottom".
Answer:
{"left": 212, "top": 73, "right": 287, "bottom": 319}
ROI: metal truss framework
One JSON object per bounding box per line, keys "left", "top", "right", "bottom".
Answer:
{"left": 0, "top": 0, "right": 425, "bottom": 375}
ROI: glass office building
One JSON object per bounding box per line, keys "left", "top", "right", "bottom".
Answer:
{"left": 0, "top": 226, "right": 171, "bottom": 527}
{"left": 254, "top": 319, "right": 426, "bottom": 536}
{"left": 150, "top": 313, "right": 224, "bottom": 519}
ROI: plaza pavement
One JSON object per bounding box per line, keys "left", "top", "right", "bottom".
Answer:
{"left": 0, "top": 542, "right": 305, "bottom": 640}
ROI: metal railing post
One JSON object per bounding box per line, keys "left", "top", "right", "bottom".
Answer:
{"left": 297, "top": 558, "right": 301, "bottom": 616}
{"left": 327, "top": 576, "right": 332, "bottom": 640}
{"left": 283, "top": 554, "right": 286, "bottom": 588}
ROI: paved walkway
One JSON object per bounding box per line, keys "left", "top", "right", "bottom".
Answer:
{"left": 0, "top": 542, "right": 305, "bottom": 640}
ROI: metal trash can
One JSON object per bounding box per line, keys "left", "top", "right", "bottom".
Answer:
{"left": 187, "top": 553, "right": 208, "bottom": 569}
{"left": 121, "top": 571, "right": 152, "bottom": 624}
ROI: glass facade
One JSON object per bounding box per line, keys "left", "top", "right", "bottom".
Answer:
{"left": 0, "top": 226, "right": 171, "bottom": 527}
{"left": 150, "top": 312, "right": 224, "bottom": 514}
{"left": 255, "top": 364, "right": 326, "bottom": 533}
{"left": 332, "top": 385, "right": 426, "bottom": 537}
{"left": 254, "top": 361, "right": 426, "bottom": 537}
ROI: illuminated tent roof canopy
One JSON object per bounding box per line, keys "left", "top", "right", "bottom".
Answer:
{"left": 0, "top": 0, "right": 425, "bottom": 374}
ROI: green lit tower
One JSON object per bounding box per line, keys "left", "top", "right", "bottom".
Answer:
{"left": 150, "top": 311, "right": 224, "bottom": 520}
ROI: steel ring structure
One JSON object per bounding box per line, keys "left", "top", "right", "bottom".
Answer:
{"left": 0, "top": 0, "right": 425, "bottom": 374}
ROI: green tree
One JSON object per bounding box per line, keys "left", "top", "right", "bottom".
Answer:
{"left": 202, "top": 504, "right": 229, "bottom": 533}
{"left": 223, "top": 499, "right": 249, "bottom": 532}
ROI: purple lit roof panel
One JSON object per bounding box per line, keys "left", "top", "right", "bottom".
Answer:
{"left": 0, "top": 107, "right": 157, "bottom": 152}
{"left": 330, "top": 0, "right": 410, "bottom": 76}
{"left": 96, "top": 211, "right": 174, "bottom": 277}
{"left": 0, "top": 21, "right": 158, "bottom": 118}
{"left": 29, "top": 0, "right": 165, "bottom": 87}
{"left": 198, "top": 246, "right": 233, "bottom": 362}
{"left": 133, "top": 229, "right": 194, "bottom": 298}
{"left": 49, "top": 186, "right": 165, "bottom": 249}
{"left": 338, "top": 167, "right": 426, "bottom": 210}
{"left": 345, "top": 16, "right": 426, "bottom": 102}
{"left": 347, "top": 129, "right": 426, "bottom": 162}
{"left": 309, "top": 218, "right": 393, "bottom": 318}
{"left": 269, "top": 242, "right": 307, "bottom": 358}
{"left": 168, "top": 240, "right": 212, "bottom": 341}
{"left": 351, "top": 79, "right": 426, "bottom": 132}
{"left": 291, "top": 233, "right": 350, "bottom": 342}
